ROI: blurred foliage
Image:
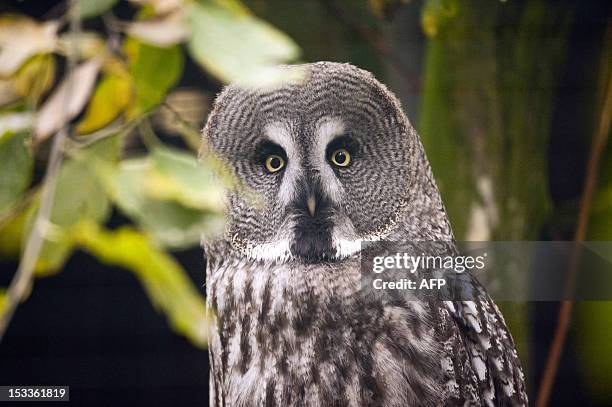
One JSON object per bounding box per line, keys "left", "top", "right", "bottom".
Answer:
{"left": 76, "top": 72, "right": 131, "bottom": 134}
{"left": 0, "top": 0, "right": 299, "bottom": 346}
{"left": 109, "top": 146, "right": 225, "bottom": 248}
{"left": 124, "top": 38, "right": 183, "bottom": 117}
{"left": 0, "top": 16, "right": 59, "bottom": 77}
{"left": 187, "top": 1, "right": 299, "bottom": 84}
{"left": 31, "top": 135, "right": 118, "bottom": 275}
{"left": 0, "top": 132, "right": 32, "bottom": 212}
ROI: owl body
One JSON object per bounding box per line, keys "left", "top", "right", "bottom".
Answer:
{"left": 203, "top": 62, "right": 527, "bottom": 406}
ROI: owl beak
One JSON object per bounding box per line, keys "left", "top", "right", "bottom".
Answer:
{"left": 307, "top": 195, "right": 317, "bottom": 216}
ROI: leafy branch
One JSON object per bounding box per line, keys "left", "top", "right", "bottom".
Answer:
{"left": 0, "top": 0, "right": 301, "bottom": 345}
{"left": 0, "top": 0, "right": 81, "bottom": 340}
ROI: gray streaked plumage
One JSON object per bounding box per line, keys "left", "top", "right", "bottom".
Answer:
{"left": 202, "top": 62, "right": 527, "bottom": 406}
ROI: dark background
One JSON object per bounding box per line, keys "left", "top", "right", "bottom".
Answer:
{"left": 1, "top": 0, "right": 612, "bottom": 406}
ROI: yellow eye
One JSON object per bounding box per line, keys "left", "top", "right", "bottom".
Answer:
{"left": 330, "top": 148, "right": 351, "bottom": 167}
{"left": 265, "top": 154, "right": 285, "bottom": 173}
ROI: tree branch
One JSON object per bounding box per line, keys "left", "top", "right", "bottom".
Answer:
{"left": 160, "top": 101, "right": 202, "bottom": 151}
{"left": 535, "top": 24, "right": 612, "bottom": 407}
{"left": 0, "top": 0, "right": 82, "bottom": 341}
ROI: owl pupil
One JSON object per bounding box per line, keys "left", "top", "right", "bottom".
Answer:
{"left": 270, "top": 157, "right": 281, "bottom": 168}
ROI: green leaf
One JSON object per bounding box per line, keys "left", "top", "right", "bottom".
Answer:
{"left": 0, "top": 132, "right": 32, "bottom": 214}
{"left": 147, "top": 147, "right": 225, "bottom": 211}
{"left": 13, "top": 54, "right": 56, "bottom": 107}
{"left": 77, "top": 73, "right": 132, "bottom": 134}
{"left": 109, "top": 151, "right": 224, "bottom": 249}
{"left": 124, "top": 38, "right": 183, "bottom": 117}
{"left": 50, "top": 160, "right": 110, "bottom": 227}
{"left": 74, "top": 0, "right": 119, "bottom": 19}
{"left": 73, "top": 222, "right": 209, "bottom": 347}
{"left": 187, "top": 2, "right": 300, "bottom": 84}
{"left": 30, "top": 136, "right": 120, "bottom": 275}
{"left": 0, "top": 201, "right": 33, "bottom": 259}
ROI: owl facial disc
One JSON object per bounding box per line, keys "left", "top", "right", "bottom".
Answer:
{"left": 203, "top": 62, "right": 423, "bottom": 263}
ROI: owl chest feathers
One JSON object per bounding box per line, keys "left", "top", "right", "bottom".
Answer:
{"left": 206, "top": 246, "right": 448, "bottom": 407}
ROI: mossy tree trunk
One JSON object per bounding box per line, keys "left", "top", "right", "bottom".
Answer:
{"left": 417, "top": 0, "right": 572, "bottom": 389}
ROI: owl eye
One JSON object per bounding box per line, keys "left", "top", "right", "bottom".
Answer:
{"left": 330, "top": 148, "right": 351, "bottom": 167}
{"left": 265, "top": 154, "right": 285, "bottom": 173}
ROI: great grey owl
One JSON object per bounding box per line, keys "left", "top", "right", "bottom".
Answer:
{"left": 202, "top": 62, "right": 528, "bottom": 406}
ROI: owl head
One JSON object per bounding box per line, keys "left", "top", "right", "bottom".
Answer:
{"left": 202, "top": 62, "right": 451, "bottom": 263}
